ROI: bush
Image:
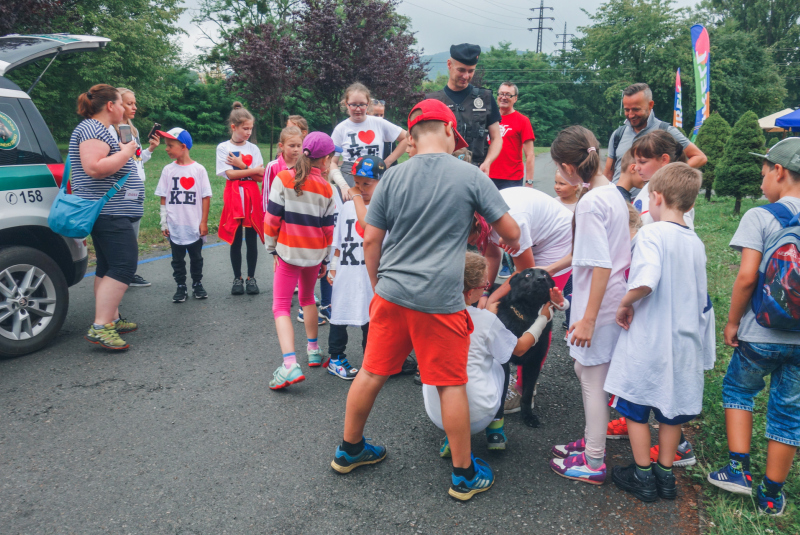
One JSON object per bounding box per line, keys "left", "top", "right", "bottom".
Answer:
{"left": 714, "top": 110, "right": 765, "bottom": 214}
{"left": 695, "top": 112, "right": 732, "bottom": 201}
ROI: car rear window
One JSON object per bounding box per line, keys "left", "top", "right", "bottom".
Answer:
{"left": 0, "top": 98, "right": 49, "bottom": 166}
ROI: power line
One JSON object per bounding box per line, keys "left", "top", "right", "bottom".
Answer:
{"left": 432, "top": 0, "right": 530, "bottom": 29}
{"left": 527, "top": 0, "right": 554, "bottom": 54}
{"left": 401, "top": 0, "right": 529, "bottom": 31}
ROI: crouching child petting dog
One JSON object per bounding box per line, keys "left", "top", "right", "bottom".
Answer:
{"left": 605, "top": 163, "right": 715, "bottom": 502}
{"left": 424, "top": 254, "right": 566, "bottom": 454}
{"left": 331, "top": 99, "right": 521, "bottom": 501}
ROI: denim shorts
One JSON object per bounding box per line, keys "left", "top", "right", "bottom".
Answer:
{"left": 722, "top": 340, "right": 800, "bottom": 447}
{"left": 609, "top": 395, "right": 697, "bottom": 426}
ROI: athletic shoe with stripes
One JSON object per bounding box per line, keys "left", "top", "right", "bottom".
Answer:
{"left": 331, "top": 438, "right": 386, "bottom": 474}
{"left": 707, "top": 461, "right": 752, "bottom": 496}
{"left": 551, "top": 437, "right": 585, "bottom": 459}
{"left": 606, "top": 417, "right": 629, "bottom": 439}
{"left": 449, "top": 456, "right": 494, "bottom": 501}
{"left": 327, "top": 355, "right": 357, "bottom": 380}
{"left": 550, "top": 452, "right": 606, "bottom": 485}
{"left": 268, "top": 363, "right": 305, "bottom": 390}
{"left": 650, "top": 440, "right": 697, "bottom": 467}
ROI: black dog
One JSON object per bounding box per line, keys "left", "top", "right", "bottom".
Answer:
{"left": 495, "top": 268, "right": 555, "bottom": 428}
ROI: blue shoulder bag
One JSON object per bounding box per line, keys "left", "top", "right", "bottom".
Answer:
{"left": 48, "top": 155, "right": 131, "bottom": 239}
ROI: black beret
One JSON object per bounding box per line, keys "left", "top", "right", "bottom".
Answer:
{"left": 450, "top": 43, "right": 481, "bottom": 66}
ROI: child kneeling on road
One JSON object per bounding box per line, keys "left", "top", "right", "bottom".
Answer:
{"left": 605, "top": 163, "right": 715, "bottom": 502}
{"left": 330, "top": 99, "right": 521, "bottom": 501}
{"left": 707, "top": 138, "right": 800, "bottom": 516}
{"left": 325, "top": 155, "right": 388, "bottom": 380}
{"left": 154, "top": 128, "right": 212, "bottom": 302}
{"left": 424, "top": 252, "right": 563, "bottom": 453}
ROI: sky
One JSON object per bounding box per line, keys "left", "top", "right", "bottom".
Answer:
{"left": 176, "top": 0, "right": 699, "bottom": 60}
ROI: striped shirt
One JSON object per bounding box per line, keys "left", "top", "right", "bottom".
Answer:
{"left": 68, "top": 119, "right": 143, "bottom": 217}
{"left": 264, "top": 168, "right": 335, "bottom": 267}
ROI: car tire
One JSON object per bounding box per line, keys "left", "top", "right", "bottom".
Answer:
{"left": 0, "top": 246, "right": 69, "bottom": 358}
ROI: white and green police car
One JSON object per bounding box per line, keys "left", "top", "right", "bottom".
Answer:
{"left": 0, "top": 34, "right": 109, "bottom": 357}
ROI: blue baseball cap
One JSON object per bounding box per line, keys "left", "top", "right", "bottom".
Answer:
{"left": 156, "top": 127, "right": 193, "bottom": 149}
{"left": 352, "top": 156, "right": 387, "bottom": 179}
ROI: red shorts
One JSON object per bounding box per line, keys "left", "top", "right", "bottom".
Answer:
{"left": 362, "top": 295, "right": 473, "bottom": 386}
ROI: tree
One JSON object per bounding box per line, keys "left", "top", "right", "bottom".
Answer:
{"left": 694, "top": 111, "right": 731, "bottom": 201}
{"left": 192, "top": 0, "right": 300, "bottom": 63}
{"left": 6, "top": 0, "right": 185, "bottom": 141}
{"left": 226, "top": 23, "right": 297, "bottom": 152}
{"left": 292, "top": 0, "right": 427, "bottom": 129}
{"left": 704, "top": 0, "right": 800, "bottom": 47}
{"left": 0, "top": 0, "right": 77, "bottom": 35}
{"left": 714, "top": 111, "right": 765, "bottom": 214}
{"left": 475, "top": 44, "right": 574, "bottom": 146}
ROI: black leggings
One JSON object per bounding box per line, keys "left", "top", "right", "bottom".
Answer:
{"left": 230, "top": 225, "right": 258, "bottom": 279}
{"left": 495, "top": 362, "right": 511, "bottom": 421}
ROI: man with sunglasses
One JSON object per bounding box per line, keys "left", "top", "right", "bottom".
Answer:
{"left": 489, "top": 82, "right": 536, "bottom": 190}
{"left": 426, "top": 43, "right": 502, "bottom": 175}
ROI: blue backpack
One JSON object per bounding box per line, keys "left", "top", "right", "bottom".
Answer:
{"left": 752, "top": 203, "right": 800, "bottom": 331}
{"left": 48, "top": 156, "right": 130, "bottom": 239}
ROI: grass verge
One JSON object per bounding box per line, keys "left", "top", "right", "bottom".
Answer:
{"left": 692, "top": 196, "right": 798, "bottom": 534}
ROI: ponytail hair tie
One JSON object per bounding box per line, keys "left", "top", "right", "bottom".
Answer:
{"left": 86, "top": 92, "right": 93, "bottom": 100}
{"left": 302, "top": 148, "right": 311, "bottom": 156}
{"left": 587, "top": 147, "right": 596, "bottom": 153}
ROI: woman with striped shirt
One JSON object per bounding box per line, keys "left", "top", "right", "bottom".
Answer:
{"left": 264, "top": 132, "right": 337, "bottom": 390}
{"left": 69, "top": 84, "right": 143, "bottom": 351}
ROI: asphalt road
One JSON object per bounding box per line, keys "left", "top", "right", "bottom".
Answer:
{"left": 1, "top": 152, "right": 697, "bottom": 534}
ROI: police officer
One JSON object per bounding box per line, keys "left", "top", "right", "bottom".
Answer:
{"left": 426, "top": 43, "right": 502, "bottom": 175}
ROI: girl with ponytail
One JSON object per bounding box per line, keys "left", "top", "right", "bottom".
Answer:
{"left": 216, "top": 102, "right": 267, "bottom": 296}
{"left": 548, "top": 126, "right": 632, "bottom": 486}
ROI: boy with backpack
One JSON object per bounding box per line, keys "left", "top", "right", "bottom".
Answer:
{"left": 330, "top": 99, "right": 520, "bottom": 501}
{"left": 707, "top": 138, "right": 800, "bottom": 516}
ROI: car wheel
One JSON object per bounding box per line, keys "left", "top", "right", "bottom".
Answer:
{"left": 0, "top": 246, "right": 69, "bottom": 357}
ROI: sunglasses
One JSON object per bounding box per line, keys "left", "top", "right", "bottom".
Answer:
{"left": 372, "top": 99, "right": 385, "bottom": 105}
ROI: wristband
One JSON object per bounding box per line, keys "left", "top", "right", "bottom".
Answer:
{"left": 159, "top": 205, "right": 167, "bottom": 231}
{"left": 525, "top": 313, "right": 549, "bottom": 344}
{"left": 352, "top": 194, "right": 363, "bottom": 200}
{"left": 482, "top": 291, "right": 491, "bottom": 297}
{"left": 553, "top": 299, "right": 570, "bottom": 311}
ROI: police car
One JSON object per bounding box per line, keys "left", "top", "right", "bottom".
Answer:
{"left": 0, "top": 34, "right": 109, "bottom": 357}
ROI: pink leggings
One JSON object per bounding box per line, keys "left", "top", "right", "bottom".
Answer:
{"left": 574, "top": 359, "right": 611, "bottom": 459}
{"left": 272, "top": 257, "right": 321, "bottom": 318}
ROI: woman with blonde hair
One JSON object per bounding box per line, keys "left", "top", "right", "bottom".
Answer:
{"left": 107, "top": 87, "right": 161, "bottom": 287}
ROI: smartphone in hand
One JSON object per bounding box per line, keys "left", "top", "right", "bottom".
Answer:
{"left": 118, "top": 124, "right": 133, "bottom": 144}
{"left": 147, "top": 122, "right": 161, "bottom": 141}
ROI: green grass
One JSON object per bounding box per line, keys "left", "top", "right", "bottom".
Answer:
{"left": 692, "top": 196, "right": 799, "bottom": 534}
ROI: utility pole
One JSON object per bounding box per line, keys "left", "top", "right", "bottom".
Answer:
{"left": 527, "top": 0, "right": 553, "bottom": 54}
{"left": 554, "top": 22, "right": 574, "bottom": 55}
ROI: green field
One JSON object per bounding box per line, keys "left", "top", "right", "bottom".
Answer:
{"left": 693, "top": 197, "right": 799, "bottom": 534}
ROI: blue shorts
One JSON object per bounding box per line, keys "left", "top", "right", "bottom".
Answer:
{"left": 723, "top": 340, "right": 800, "bottom": 447}
{"left": 610, "top": 395, "right": 697, "bottom": 426}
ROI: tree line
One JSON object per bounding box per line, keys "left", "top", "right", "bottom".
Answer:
{"left": 3, "top": 0, "right": 798, "bottom": 150}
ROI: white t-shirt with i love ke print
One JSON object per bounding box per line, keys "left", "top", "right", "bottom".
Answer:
{"left": 215, "top": 140, "right": 264, "bottom": 179}
{"left": 332, "top": 116, "right": 403, "bottom": 164}
{"left": 155, "top": 161, "right": 213, "bottom": 246}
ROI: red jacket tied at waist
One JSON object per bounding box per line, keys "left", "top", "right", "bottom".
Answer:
{"left": 219, "top": 179, "right": 265, "bottom": 245}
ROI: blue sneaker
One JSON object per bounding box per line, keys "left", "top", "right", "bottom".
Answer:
{"left": 331, "top": 438, "right": 387, "bottom": 474}
{"left": 707, "top": 462, "right": 752, "bottom": 496}
{"left": 296, "top": 308, "right": 304, "bottom": 323}
{"left": 327, "top": 355, "right": 358, "bottom": 380}
{"left": 440, "top": 436, "right": 451, "bottom": 458}
{"left": 757, "top": 484, "right": 787, "bottom": 516}
{"left": 486, "top": 422, "right": 507, "bottom": 451}
{"left": 318, "top": 305, "right": 331, "bottom": 325}
{"left": 498, "top": 265, "right": 512, "bottom": 279}
{"left": 449, "top": 455, "right": 494, "bottom": 501}
{"left": 268, "top": 363, "right": 305, "bottom": 390}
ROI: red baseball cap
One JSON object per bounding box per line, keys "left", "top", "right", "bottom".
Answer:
{"left": 407, "top": 99, "right": 469, "bottom": 151}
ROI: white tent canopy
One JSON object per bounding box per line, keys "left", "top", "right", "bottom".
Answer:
{"left": 759, "top": 109, "right": 794, "bottom": 132}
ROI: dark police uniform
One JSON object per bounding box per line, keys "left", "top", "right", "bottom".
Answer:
{"left": 425, "top": 44, "right": 500, "bottom": 165}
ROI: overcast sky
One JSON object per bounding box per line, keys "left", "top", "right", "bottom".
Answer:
{"left": 177, "top": 0, "right": 699, "bottom": 59}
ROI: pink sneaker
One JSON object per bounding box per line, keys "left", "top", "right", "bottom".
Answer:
{"left": 551, "top": 437, "right": 585, "bottom": 459}
{"left": 550, "top": 452, "right": 606, "bottom": 485}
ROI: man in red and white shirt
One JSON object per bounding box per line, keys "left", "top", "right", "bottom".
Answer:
{"left": 488, "top": 82, "right": 536, "bottom": 190}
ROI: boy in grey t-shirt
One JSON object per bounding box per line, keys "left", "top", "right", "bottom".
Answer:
{"left": 708, "top": 138, "right": 800, "bottom": 516}
{"left": 330, "top": 99, "right": 521, "bottom": 501}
